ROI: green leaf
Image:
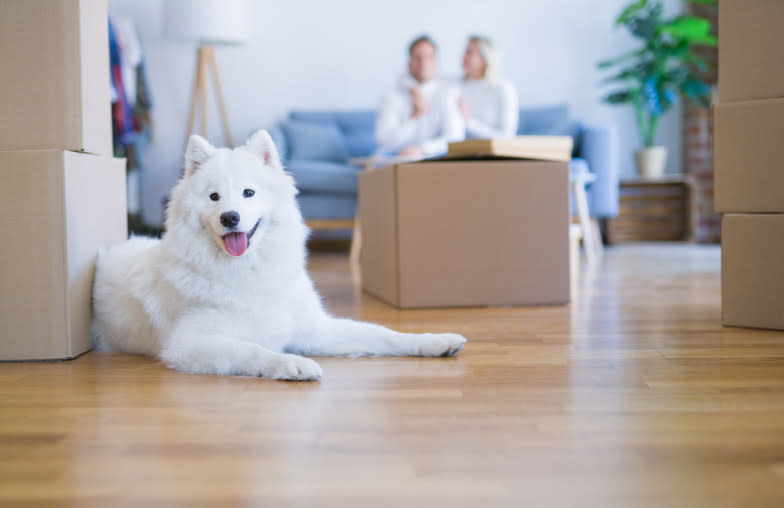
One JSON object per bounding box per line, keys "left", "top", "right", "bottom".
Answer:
{"left": 681, "top": 78, "right": 710, "bottom": 97}
{"left": 686, "top": 0, "right": 716, "bottom": 5}
{"left": 615, "top": 0, "right": 648, "bottom": 26}
{"left": 600, "top": 62, "right": 649, "bottom": 84}
{"left": 603, "top": 91, "right": 635, "bottom": 104}
{"left": 681, "top": 78, "right": 712, "bottom": 107}
{"left": 656, "top": 81, "right": 676, "bottom": 113}
{"left": 691, "top": 33, "right": 718, "bottom": 47}
{"left": 598, "top": 49, "right": 644, "bottom": 69}
{"left": 657, "top": 41, "right": 689, "bottom": 61}
{"left": 630, "top": 7, "right": 660, "bottom": 39}
{"left": 602, "top": 71, "right": 637, "bottom": 84}
{"left": 662, "top": 67, "right": 691, "bottom": 86}
{"left": 683, "top": 51, "right": 708, "bottom": 72}
{"left": 661, "top": 16, "right": 711, "bottom": 40}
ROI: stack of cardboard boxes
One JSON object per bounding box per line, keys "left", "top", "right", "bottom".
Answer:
{"left": 0, "top": 0, "right": 128, "bottom": 360}
{"left": 715, "top": 0, "right": 784, "bottom": 330}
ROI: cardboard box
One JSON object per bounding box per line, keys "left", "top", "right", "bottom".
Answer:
{"left": 359, "top": 160, "right": 569, "bottom": 308}
{"left": 0, "top": 150, "right": 127, "bottom": 360}
{"left": 719, "top": 0, "right": 784, "bottom": 103}
{"left": 714, "top": 99, "right": 784, "bottom": 213}
{"left": 0, "top": 0, "right": 112, "bottom": 155}
{"left": 722, "top": 214, "right": 784, "bottom": 331}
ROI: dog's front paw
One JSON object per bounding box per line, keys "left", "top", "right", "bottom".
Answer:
{"left": 266, "top": 354, "right": 322, "bottom": 381}
{"left": 415, "top": 333, "right": 467, "bottom": 357}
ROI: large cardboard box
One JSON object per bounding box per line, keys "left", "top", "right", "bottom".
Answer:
{"left": 359, "top": 160, "right": 569, "bottom": 308}
{"left": 722, "top": 214, "right": 784, "bottom": 331}
{"left": 719, "top": 0, "right": 784, "bottom": 103}
{"left": 0, "top": 0, "right": 112, "bottom": 155}
{"left": 714, "top": 99, "right": 784, "bottom": 213}
{"left": 0, "top": 150, "right": 127, "bottom": 360}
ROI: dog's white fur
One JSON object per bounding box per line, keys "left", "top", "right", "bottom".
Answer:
{"left": 92, "top": 130, "right": 466, "bottom": 380}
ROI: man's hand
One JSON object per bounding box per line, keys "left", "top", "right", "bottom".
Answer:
{"left": 398, "top": 145, "right": 425, "bottom": 158}
{"left": 409, "top": 87, "right": 429, "bottom": 118}
{"left": 458, "top": 96, "right": 469, "bottom": 119}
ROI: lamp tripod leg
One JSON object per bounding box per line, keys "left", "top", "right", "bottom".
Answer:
{"left": 206, "top": 48, "right": 234, "bottom": 148}
{"left": 198, "top": 47, "right": 208, "bottom": 140}
{"left": 185, "top": 45, "right": 234, "bottom": 149}
{"left": 184, "top": 47, "right": 206, "bottom": 148}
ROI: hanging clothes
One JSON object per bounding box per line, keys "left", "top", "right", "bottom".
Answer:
{"left": 109, "top": 15, "right": 153, "bottom": 163}
{"left": 109, "top": 15, "right": 154, "bottom": 221}
{"left": 109, "top": 18, "right": 135, "bottom": 150}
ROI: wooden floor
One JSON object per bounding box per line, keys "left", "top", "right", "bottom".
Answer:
{"left": 2, "top": 244, "right": 784, "bottom": 507}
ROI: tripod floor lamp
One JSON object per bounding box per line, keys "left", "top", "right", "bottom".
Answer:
{"left": 164, "top": 0, "right": 250, "bottom": 148}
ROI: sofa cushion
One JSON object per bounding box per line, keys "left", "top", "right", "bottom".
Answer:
{"left": 289, "top": 111, "right": 338, "bottom": 125}
{"left": 518, "top": 104, "right": 571, "bottom": 135}
{"left": 342, "top": 131, "right": 376, "bottom": 158}
{"left": 287, "top": 160, "right": 358, "bottom": 195}
{"left": 518, "top": 104, "right": 581, "bottom": 156}
{"left": 336, "top": 111, "right": 375, "bottom": 130}
{"left": 337, "top": 111, "right": 377, "bottom": 157}
{"left": 281, "top": 121, "right": 348, "bottom": 163}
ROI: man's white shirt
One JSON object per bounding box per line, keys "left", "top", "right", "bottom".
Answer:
{"left": 375, "top": 75, "right": 465, "bottom": 157}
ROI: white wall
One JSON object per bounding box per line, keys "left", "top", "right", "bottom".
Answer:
{"left": 109, "top": 0, "right": 684, "bottom": 226}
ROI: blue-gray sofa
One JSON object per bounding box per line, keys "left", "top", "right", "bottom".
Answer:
{"left": 267, "top": 105, "right": 619, "bottom": 233}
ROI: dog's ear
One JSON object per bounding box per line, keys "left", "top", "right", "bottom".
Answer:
{"left": 244, "top": 129, "right": 282, "bottom": 169}
{"left": 184, "top": 134, "right": 214, "bottom": 175}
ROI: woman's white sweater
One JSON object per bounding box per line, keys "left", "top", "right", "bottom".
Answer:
{"left": 461, "top": 78, "right": 519, "bottom": 139}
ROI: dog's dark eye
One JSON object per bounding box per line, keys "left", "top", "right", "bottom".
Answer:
{"left": 209, "top": 193, "right": 220, "bottom": 201}
{"left": 243, "top": 189, "right": 255, "bottom": 198}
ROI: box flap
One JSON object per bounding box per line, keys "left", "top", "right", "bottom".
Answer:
{"left": 447, "top": 136, "right": 573, "bottom": 162}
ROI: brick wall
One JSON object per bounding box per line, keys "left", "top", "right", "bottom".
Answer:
{"left": 684, "top": 2, "right": 719, "bottom": 243}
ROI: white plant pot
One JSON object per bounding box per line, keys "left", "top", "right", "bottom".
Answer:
{"left": 634, "top": 146, "right": 668, "bottom": 178}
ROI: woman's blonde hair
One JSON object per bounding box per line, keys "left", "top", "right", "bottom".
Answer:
{"left": 465, "top": 35, "right": 501, "bottom": 84}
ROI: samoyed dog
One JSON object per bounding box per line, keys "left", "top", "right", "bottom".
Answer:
{"left": 92, "top": 130, "right": 466, "bottom": 381}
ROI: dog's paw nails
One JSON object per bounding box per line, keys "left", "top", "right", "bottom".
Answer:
{"left": 442, "top": 333, "right": 467, "bottom": 357}
{"left": 441, "top": 341, "right": 466, "bottom": 357}
{"left": 271, "top": 355, "right": 322, "bottom": 381}
{"left": 419, "top": 333, "right": 467, "bottom": 357}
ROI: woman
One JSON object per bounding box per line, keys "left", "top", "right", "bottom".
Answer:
{"left": 459, "top": 35, "right": 519, "bottom": 139}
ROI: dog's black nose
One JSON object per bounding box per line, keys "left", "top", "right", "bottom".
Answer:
{"left": 220, "top": 211, "right": 240, "bottom": 228}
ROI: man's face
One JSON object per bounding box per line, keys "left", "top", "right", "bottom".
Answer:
{"left": 408, "top": 41, "right": 437, "bottom": 84}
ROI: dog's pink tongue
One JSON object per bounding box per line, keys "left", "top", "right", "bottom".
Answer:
{"left": 224, "top": 232, "right": 248, "bottom": 256}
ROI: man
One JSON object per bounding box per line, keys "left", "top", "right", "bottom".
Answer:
{"left": 375, "top": 35, "right": 465, "bottom": 158}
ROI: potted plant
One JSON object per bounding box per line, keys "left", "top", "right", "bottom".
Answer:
{"left": 598, "top": 0, "right": 716, "bottom": 178}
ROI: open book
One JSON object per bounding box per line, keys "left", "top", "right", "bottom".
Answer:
{"left": 447, "top": 136, "right": 573, "bottom": 162}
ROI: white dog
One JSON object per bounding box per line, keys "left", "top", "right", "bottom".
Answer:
{"left": 92, "top": 130, "right": 466, "bottom": 380}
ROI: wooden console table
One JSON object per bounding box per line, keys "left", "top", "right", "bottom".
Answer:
{"left": 606, "top": 175, "right": 696, "bottom": 244}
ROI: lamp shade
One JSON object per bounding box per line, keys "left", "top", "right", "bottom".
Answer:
{"left": 164, "top": 0, "right": 250, "bottom": 46}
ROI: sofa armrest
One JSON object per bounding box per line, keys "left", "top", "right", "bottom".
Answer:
{"left": 579, "top": 122, "right": 619, "bottom": 218}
